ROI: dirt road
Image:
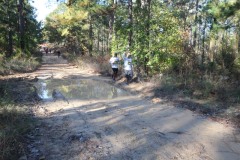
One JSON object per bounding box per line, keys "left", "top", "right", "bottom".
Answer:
{"left": 23, "top": 55, "right": 240, "bottom": 160}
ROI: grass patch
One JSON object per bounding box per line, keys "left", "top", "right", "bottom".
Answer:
{"left": 152, "top": 73, "right": 240, "bottom": 126}
{"left": 0, "top": 55, "right": 41, "bottom": 75}
{"left": 8, "top": 57, "right": 40, "bottom": 72}
{"left": 0, "top": 80, "right": 39, "bottom": 160}
{"left": 161, "top": 74, "right": 237, "bottom": 100}
{"left": 0, "top": 101, "right": 34, "bottom": 160}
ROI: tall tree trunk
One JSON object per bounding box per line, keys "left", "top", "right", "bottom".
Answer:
{"left": 106, "top": 33, "right": 109, "bottom": 53}
{"left": 108, "top": 0, "right": 115, "bottom": 53}
{"left": 135, "top": 0, "right": 142, "bottom": 80}
{"left": 193, "top": 0, "right": 199, "bottom": 50}
{"left": 202, "top": 19, "right": 207, "bottom": 67}
{"left": 8, "top": 29, "right": 13, "bottom": 57}
{"left": 97, "top": 29, "right": 100, "bottom": 54}
{"left": 102, "top": 27, "right": 104, "bottom": 55}
{"left": 89, "top": 16, "right": 93, "bottom": 56}
{"left": 18, "top": 0, "right": 25, "bottom": 51}
{"left": 7, "top": 0, "right": 13, "bottom": 57}
{"left": 128, "top": 0, "right": 133, "bottom": 48}
{"left": 236, "top": 29, "right": 240, "bottom": 82}
{"left": 144, "top": 0, "right": 151, "bottom": 75}
{"left": 221, "top": 31, "right": 226, "bottom": 70}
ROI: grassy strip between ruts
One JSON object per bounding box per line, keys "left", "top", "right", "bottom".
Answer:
{"left": 0, "top": 100, "right": 35, "bottom": 160}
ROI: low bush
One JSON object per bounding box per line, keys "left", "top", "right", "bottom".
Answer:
{"left": 8, "top": 57, "right": 40, "bottom": 72}
{"left": 69, "top": 54, "right": 118, "bottom": 76}
{"left": 0, "top": 54, "right": 41, "bottom": 75}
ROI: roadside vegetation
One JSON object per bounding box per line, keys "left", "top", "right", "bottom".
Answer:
{"left": 0, "top": 54, "right": 41, "bottom": 75}
{"left": 0, "top": 0, "right": 42, "bottom": 159}
{"left": 0, "top": 79, "right": 40, "bottom": 160}
{"left": 0, "top": 102, "right": 34, "bottom": 160}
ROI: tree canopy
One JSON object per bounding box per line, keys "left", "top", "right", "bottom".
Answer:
{"left": 0, "top": 0, "right": 42, "bottom": 57}
{"left": 43, "top": 0, "right": 240, "bottom": 77}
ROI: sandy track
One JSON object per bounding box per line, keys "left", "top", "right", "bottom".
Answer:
{"left": 25, "top": 56, "right": 240, "bottom": 160}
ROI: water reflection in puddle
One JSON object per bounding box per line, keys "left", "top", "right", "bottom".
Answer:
{"left": 34, "top": 79, "right": 129, "bottom": 100}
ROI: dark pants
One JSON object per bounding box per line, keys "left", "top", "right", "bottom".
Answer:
{"left": 125, "top": 70, "right": 133, "bottom": 83}
{"left": 112, "top": 68, "right": 118, "bottom": 80}
{"left": 57, "top": 51, "right": 61, "bottom": 58}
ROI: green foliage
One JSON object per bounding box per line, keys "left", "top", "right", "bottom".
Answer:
{"left": 111, "top": 1, "right": 183, "bottom": 74}
{"left": 0, "top": 0, "right": 42, "bottom": 57}
{"left": 44, "top": 0, "right": 240, "bottom": 83}
{"left": 44, "top": 1, "right": 94, "bottom": 54}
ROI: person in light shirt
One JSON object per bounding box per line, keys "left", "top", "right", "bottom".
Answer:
{"left": 122, "top": 52, "right": 133, "bottom": 84}
{"left": 109, "top": 52, "right": 120, "bottom": 81}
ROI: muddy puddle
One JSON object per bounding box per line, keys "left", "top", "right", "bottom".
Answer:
{"left": 34, "top": 78, "right": 129, "bottom": 101}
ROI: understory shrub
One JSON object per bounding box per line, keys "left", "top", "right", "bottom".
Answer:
{"left": 68, "top": 54, "right": 119, "bottom": 76}
{"left": 0, "top": 55, "right": 41, "bottom": 75}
